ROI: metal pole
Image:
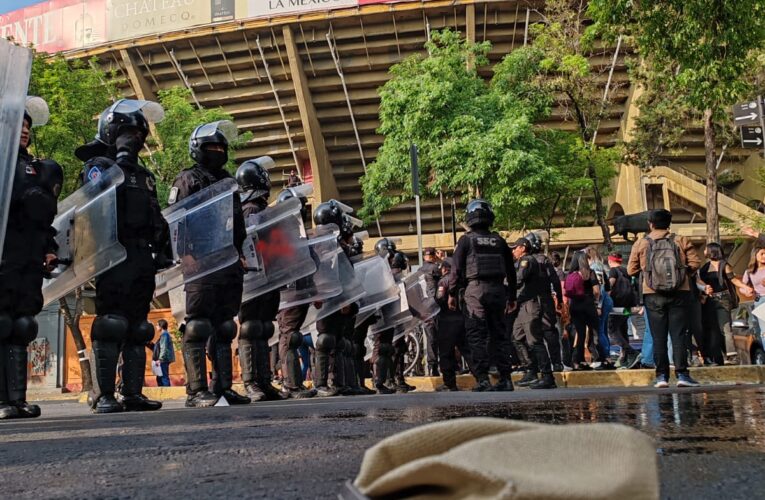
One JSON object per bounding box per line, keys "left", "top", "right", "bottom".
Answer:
{"left": 451, "top": 197, "right": 458, "bottom": 247}
{"left": 326, "top": 33, "right": 383, "bottom": 237}
{"left": 758, "top": 95, "right": 765, "bottom": 160}
{"left": 523, "top": 8, "right": 530, "bottom": 46}
{"left": 168, "top": 49, "right": 201, "bottom": 109}
{"left": 410, "top": 144, "right": 423, "bottom": 266}
{"left": 255, "top": 36, "right": 301, "bottom": 175}
{"left": 416, "top": 194, "right": 423, "bottom": 266}
{"left": 439, "top": 191, "right": 446, "bottom": 233}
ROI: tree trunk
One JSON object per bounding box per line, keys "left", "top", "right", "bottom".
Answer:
{"left": 587, "top": 161, "right": 613, "bottom": 249}
{"left": 703, "top": 108, "right": 719, "bottom": 243}
{"left": 59, "top": 289, "right": 92, "bottom": 392}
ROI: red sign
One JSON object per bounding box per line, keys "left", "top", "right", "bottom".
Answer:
{"left": 0, "top": 0, "right": 106, "bottom": 53}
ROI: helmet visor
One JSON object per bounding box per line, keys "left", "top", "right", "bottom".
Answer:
{"left": 287, "top": 182, "right": 313, "bottom": 198}
{"left": 193, "top": 120, "right": 238, "bottom": 143}
{"left": 109, "top": 99, "right": 165, "bottom": 123}
{"left": 25, "top": 96, "right": 49, "bottom": 127}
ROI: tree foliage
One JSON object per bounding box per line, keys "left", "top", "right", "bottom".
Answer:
{"left": 27, "top": 53, "right": 117, "bottom": 198}
{"left": 361, "top": 29, "right": 616, "bottom": 235}
{"left": 150, "top": 86, "right": 252, "bottom": 206}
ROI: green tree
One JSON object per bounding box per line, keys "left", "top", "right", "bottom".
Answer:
{"left": 151, "top": 86, "right": 252, "bottom": 206}
{"left": 361, "top": 29, "right": 602, "bottom": 234}
{"left": 27, "top": 53, "right": 117, "bottom": 198}
{"left": 590, "top": 0, "right": 765, "bottom": 242}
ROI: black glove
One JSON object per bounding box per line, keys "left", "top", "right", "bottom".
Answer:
{"left": 153, "top": 252, "right": 174, "bottom": 271}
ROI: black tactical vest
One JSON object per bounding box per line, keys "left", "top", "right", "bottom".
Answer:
{"left": 465, "top": 232, "right": 506, "bottom": 281}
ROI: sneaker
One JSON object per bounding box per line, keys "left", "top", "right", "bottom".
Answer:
{"left": 553, "top": 363, "right": 565, "bottom": 373}
{"left": 92, "top": 395, "right": 124, "bottom": 414}
{"left": 375, "top": 384, "right": 396, "bottom": 395}
{"left": 315, "top": 386, "right": 339, "bottom": 398}
{"left": 517, "top": 371, "right": 538, "bottom": 387}
{"left": 219, "top": 389, "right": 251, "bottom": 405}
{"left": 119, "top": 393, "right": 163, "bottom": 412}
{"left": 529, "top": 374, "right": 557, "bottom": 390}
{"left": 676, "top": 373, "right": 700, "bottom": 388}
{"left": 185, "top": 390, "right": 219, "bottom": 408}
{"left": 653, "top": 375, "right": 669, "bottom": 389}
{"left": 0, "top": 402, "right": 19, "bottom": 419}
{"left": 627, "top": 352, "right": 642, "bottom": 370}
{"left": 472, "top": 379, "right": 492, "bottom": 392}
{"left": 489, "top": 378, "right": 514, "bottom": 392}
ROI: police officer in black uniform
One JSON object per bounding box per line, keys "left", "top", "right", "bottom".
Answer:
{"left": 275, "top": 188, "right": 317, "bottom": 399}
{"left": 0, "top": 100, "right": 62, "bottom": 419}
{"left": 235, "top": 157, "right": 284, "bottom": 402}
{"left": 76, "top": 100, "right": 168, "bottom": 414}
{"left": 511, "top": 238, "right": 556, "bottom": 389}
{"left": 434, "top": 258, "right": 471, "bottom": 391}
{"left": 525, "top": 233, "right": 564, "bottom": 372}
{"left": 448, "top": 199, "right": 516, "bottom": 392}
{"left": 172, "top": 122, "right": 250, "bottom": 408}
{"left": 420, "top": 247, "right": 441, "bottom": 376}
{"left": 312, "top": 200, "right": 359, "bottom": 397}
{"left": 389, "top": 251, "right": 416, "bottom": 393}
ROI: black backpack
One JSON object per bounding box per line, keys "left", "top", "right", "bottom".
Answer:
{"left": 610, "top": 267, "right": 637, "bottom": 307}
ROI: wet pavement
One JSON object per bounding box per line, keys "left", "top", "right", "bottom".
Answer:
{"left": 1, "top": 385, "right": 764, "bottom": 498}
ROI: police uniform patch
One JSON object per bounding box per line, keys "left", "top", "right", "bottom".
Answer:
{"left": 520, "top": 259, "right": 529, "bottom": 267}
{"left": 87, "top": 166, "right": 101, "bottom": 183}
{"left": 146, "top": 175, "right": 155, "bottom": 191}
{"left": 168, "top": 186, "right": 179, "bottom": 205}
{"left": 25, "top": 165, "right": 37, "bottom": 175}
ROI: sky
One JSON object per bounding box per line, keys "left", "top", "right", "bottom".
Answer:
{"left": 1, "top": 0, "right": 44, "bottom": 15}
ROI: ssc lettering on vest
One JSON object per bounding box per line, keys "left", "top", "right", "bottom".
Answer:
{"left": 475, "top": 237, "right": 498, "bottom": 247}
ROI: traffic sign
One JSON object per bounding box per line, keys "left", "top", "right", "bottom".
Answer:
{"left": 741, "top": 126, "right": 764, "bottom": 148}
{"left": 733, "top": 99, "right": 763, "bottom": 126}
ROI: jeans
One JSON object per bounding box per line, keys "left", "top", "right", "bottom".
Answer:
{"left": 598, "top": 291, "right": 613, "bottom": 360}
{"left": 159, "top": 362, "right": 171, "bottom": 387}
{"left": 644, "top": 291, "right": 691, "bottom": 377}
{"left": 300, "top": 333, "right": 313, "bottom": 381}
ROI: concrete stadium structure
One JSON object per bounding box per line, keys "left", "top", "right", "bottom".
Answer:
{"left": 6, "top": 0, "right": 764, "bottom": 260}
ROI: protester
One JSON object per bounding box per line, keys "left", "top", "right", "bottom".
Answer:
{"left": 585, "top": 247, "right": 615, "bottom": 369}
{"left": 697, "top": 243, "right": 746, "bottom": 365}
{"left": 564, "top": 251, "right": 602, "bottom": 371}
{"left": 606, "top": 252, "right": 641, "bottom": 369}
{"left": 155, "top": 320, "right": 175, "bottom": 387}
{"left": 742, "top": 246, "right": 765, "bottom": 346}
{"left": 627, "top": 209, "right": 701, "bottom": 388}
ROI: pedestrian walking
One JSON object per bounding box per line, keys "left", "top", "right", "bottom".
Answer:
{"left": 155, "top": 320, "right": 175, "bottom": 387}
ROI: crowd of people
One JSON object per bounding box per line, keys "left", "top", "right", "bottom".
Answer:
{"left": 2, "top": 94, "right": 762, "bottom": 421}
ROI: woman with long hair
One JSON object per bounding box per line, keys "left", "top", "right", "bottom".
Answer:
{"left": 564, "top": 251, "right": 602, "bottom": 370}
{"left": 585, "top": 246, "right": 615, "bottom": 369}
{"left": 697, "top": 243, "right": 747, "bottom": 365}
{"left": 741, "top": 246, "right": 765, "bottom": 346}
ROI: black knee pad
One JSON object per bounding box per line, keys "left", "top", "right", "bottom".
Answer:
{"left": 10, "top": 316, "right": 38, "bottom": 345}
{"left": 239, "top": 320, "right": 261, "bottom": 341}
{"left": 343, "top": 338, "right": 353, "bottom": 354}
{"left": 129, "top": 321, "right": 154, "bottom": 344}
{"left": 260, "top": 321, "right": 275, "bottom": 341}
{"left": 185, "top": 318, "right": 214, "bottom": 343}
{"left": 0, "top": 313, "right": 12, "bottom": 341}
{"left": 315, "top": 333, "right": 335, "bottom": 352}
{"left": 91, "top": 314, "right": 129, "bottom": 343}
{"left": 288, "top": 331, "right": 303, "bottom": 349}
{"left": 215, "top": 319, "right": 238, "bottom": 343}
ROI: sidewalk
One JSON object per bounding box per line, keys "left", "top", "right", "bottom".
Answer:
{"left": 63, "top": 365, "right": 765, "bottom": 403}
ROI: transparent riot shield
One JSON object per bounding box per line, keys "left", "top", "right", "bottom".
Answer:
{"left": 241, "top": 197, "right": 320, "bottom": 304}
{"left": 403, "top": 269, "right": 441, "bottom": 322}
{"left": 155, "top": 178, "right": 239, "bottom": 297}
{"left": 353, "top": 256, "right": 400, "bottom": 323}
{"left": 168, "top": 286, "right": 187, "bottom": 327}
{"left": 301, "top": 249, "right": 367, "bottom": 327}
{"left": 42, "top": 166, "right": 127, "bottom": 305}
{"left": 0, "top": 40, "right": 33, "bottom": 263}
{"left": 368, "top": 278, "right": 415, "bottom": 334}
{"left": 278, "top": 225, "right": 343, "bottom": 310}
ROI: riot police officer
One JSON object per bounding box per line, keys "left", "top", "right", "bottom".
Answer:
{"left": 525, "top": 232, "right": 564, "bottom": 372}
{"left": 420, "top": 248, "right": 441, "bottom": 376}
{"left": 171, "top": 121, "right": 250, "bottom": 408}
{"left": 236, "top": 157, "right": 284, "bottom": 402}
{"left": 448, "top": 199, "right": 516, "bottom": 392}
{"left": 389, "top": 251, "right": 415, "bottom": 393}
{"left": 0, "top": 98, "right": 62, "bottom": 419}
{"left": 312, "top": 200, "right": 360, "bottom": 397}
{"left": 374, "top": 238, "right": 397, "bottom": 261}
{"left": 75, "top": 99, "right": 168, "bottom": 414}
{"left": 434, "top": 258, "right": 471, "bottom": 391}
{"left": 275, "top": 188, "right": 317, "bottom": 399}
{"left": 511, "top": 238, "right": 556, "bottom": 389}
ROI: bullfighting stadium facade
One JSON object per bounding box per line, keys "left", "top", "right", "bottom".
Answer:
{"left": 3, "top": 0, "right": 764, "bottom": 265}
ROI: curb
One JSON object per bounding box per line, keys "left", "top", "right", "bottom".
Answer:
{"left": 74, "top": 365, "right": 764, "bottom": 403}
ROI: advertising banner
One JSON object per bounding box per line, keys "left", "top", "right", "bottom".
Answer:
{"left": 247, "top": 0, "right": 356, "bottom": 18}
{"left": 106, "top": 0, "right": 211, "bottom": 41}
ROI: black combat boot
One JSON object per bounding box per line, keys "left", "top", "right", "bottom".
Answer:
{"left": 472, "top": 378, "right": 492, "bottom": 392}
{"left": 120, "top": 344, "right": 162, "bottom": 412}
{"left": 529, "top": 373, "right": 557, "bottom": 390}
{"left": 517, "top": 370, "right": 538, "bottom": 387}
{"left": 183, "top": 342, "right": 218, "bottom": 408}
{"left": 252, "top": 339, "right": 281, "bottom": 401}
{"left": 6, "top": 345, "right": 40, "bottom": 418}
{"left": 238, "top": 339, "right": 266, "bottom": 402}
{"left": 213, "top": 342, "right": 250, "bottom": 405}
{"left": 0, "top": 342, "right": 19, "bottom": 419}
{"left": 490, "top": 376, "right": 515, "bottom": 392}
{"left": 89, "top": 341, "right": 123, "bottom": 414}
{"left": 373, "top": 356, "right": 395, "bottom": 394}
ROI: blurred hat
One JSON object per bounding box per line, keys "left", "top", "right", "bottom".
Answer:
{"left": 424, "top": 247, "right": 436, "bottom": 256}
{"left": 510, "top": 238, "right": 531, "bottom": 252}
{"left": 607, "top": 252, "right": 623, "bottom": 264}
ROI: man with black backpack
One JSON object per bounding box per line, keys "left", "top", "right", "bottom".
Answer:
{"left": 627, "top": 209, "right": 701, "bottom": 388}
{"left": 606, "top": 253, "right": 641, "bottom": 369}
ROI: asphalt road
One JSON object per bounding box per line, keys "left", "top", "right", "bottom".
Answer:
{"left": 2, "top": 385, "right": 765, "bottom": 499}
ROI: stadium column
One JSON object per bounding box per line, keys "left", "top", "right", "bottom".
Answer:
{"left": 282, "top": 25, "right": 339, "bottom": 204}
{"left": 466, "top": 4, "right": 476, "bottom": 69}
{"left": 120, "top": 48, "right": 161, "bottom": 144}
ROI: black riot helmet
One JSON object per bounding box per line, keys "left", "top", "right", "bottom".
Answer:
{"left": 189, "top": 120, "right": 237, "bottom": 168}
{"left": 465, "top": 198, "right": 495, "bottom": 229}
{"left": 278, "top": 188, "right": 308, "bottom": 220}
{"left": 524, "top": 232, "right": 543, "bottom": 254}
{"left": 390, "top": 251, "right": 408, "bottom": 272}
{"left": 374, "top": 238, "right": 397, "bottom": 259}
{"left": 35, "top": 159, "right": 64, "bottom": 199}
{"left": 313, "top": 200, "right": 345, "bottom": 227}
{"left": 349, "top": 235, "right": 364, "bottom": 257}
{"left": 236, "top": 156, "right": 274, "bottom": 200}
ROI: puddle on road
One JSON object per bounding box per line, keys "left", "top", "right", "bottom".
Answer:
{"left": 351, "top": 389, "right": 765, "bottom": 456}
